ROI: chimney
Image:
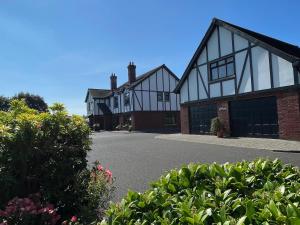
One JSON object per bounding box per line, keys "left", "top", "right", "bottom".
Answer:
{"left": 127, "top": 62, "right": 136, "bottom": 83}
{"left": 110, "top": 73, "right": 117, "bottom": 90}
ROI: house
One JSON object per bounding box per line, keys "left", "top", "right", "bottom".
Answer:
{"left": 174, "top": 18, "right": 300, "bottom": 140}
{"left": 85, "top": 63, "right": 180, "bottom": 131}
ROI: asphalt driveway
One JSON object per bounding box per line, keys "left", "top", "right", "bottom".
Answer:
{"left": 88, "top": 131, "right": 300, "bottom": 201}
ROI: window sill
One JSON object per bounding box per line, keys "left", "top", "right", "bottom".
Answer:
{"left": 208, "top": 75, "right": 236, "bottom": 84}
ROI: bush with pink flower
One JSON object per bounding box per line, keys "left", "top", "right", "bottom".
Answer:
{"left": 0, "top": 193, "right": 60, "bottom": 225}
{"left": 0, "top": 100, "right": 115, "bottom": 224}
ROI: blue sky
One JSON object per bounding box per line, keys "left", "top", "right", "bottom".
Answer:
{"left": 0, "top": 0, "right": 299, "bottom": 115}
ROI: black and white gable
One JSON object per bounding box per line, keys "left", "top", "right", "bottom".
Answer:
{"left": 175, "top": 18, "right": 300, "bottom": 103}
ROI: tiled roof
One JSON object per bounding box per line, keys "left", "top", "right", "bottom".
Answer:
{"left": 85, "top": 89, "right": 111, "bottom": 102}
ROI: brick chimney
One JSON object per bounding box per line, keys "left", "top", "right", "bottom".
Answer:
{"left": 110, "top": 73, "right": 117, "bottom": 90}
{"left": 127, "top": 62, "right": 136, "bottom": 83}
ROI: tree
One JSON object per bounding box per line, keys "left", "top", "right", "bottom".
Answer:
{"left": 12, "top": 92, "right": 48, "bottom": 112}
{"left": 0, "top": 96, "right": 10, "bottom": 111}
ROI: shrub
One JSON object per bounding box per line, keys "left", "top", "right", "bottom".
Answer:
{"left": 12, "top": 92, "right": 48, "bottom": 112}
{"left": 0, "top": 193, "right": 60, "bottom": 225}
{"left": 0, "top": 100, "right": 114, "bottom": 223}
{"left": 210, "top": 117, "right": 224, "bottom": 135}
{"left": 79, "top": 162, "right": 115, "bottom": 223}
{"left": 102, "top": 159, "right": 300, "bottom": 225}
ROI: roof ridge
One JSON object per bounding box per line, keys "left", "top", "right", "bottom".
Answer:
{"left": 218, "top": 19, "right": 300, "bottom": 50}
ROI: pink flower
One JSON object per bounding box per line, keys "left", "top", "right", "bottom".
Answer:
{"left": 97, "top": 164, "right": 104, "bottom": 171}
{"left": 70, "top": 216, "right": 77, "bottom": 222}
{"left": 105, "top": 169, "right": 112, "bottom": 178}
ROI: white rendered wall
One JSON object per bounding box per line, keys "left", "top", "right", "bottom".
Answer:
{"left": 272, "top": 54, "right": 294, "bottom": 87}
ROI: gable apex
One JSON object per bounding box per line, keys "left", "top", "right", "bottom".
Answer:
{"left": 175, "top": 18, "right": 300, "bottom": 93}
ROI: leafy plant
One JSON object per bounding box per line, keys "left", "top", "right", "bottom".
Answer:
{"left": 210, "top": 117, "right": 224, "bottom": 135}
{"left": 0, "top": 193, "right": 60, "bottom": 225}
{"left": 0, "top": 100, "right": 114, "bottom": 223}
{"left": 102, "top": 159, "right": 300, "bottom": 225}
{"left": 12, "top": 92, "right": 48, "bottom": 112}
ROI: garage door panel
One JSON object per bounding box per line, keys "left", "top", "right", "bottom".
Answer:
{"left": 189, "top": 104, "right": 217, "bottom": 134}
{"left": 230, "top": 97, "right": 278, "bottom": 138}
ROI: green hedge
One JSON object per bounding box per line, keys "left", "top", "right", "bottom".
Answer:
{"left": 102, "top": 159, "right": 300, "bottom": 225}
{"left": 0, "top": 100, "right": 114, "bottom": 223}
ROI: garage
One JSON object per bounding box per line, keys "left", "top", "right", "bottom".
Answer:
{"left": 189, "top": 104, "right": 217, "bottom": 134}
{"left": 230, "top": 97, "right": 279, "bottom": 138}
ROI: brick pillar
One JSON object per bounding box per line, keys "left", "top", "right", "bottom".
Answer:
{"left": 217, "top": 101, "right": 230, "bottom": 135}
{"left": 277, "top": 91, "right": 300, "bottom": 140}
{"left": 180, "top": 105, "right": 190, "bottom": 134}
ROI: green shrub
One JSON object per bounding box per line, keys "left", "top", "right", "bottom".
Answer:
{"left": 0, "top": 193, "right": 60, "bottom": 225}
{"left": 102, "top": 159, "right": 300, "bottom": 225}
{"left": 210, "top": 117, "right": 224, "bottom": 135}
{"left": 0, "top": 100, "right": 114, "bottom": 223}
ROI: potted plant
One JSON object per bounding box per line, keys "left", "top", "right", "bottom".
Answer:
{"left": 210, "top": 117, "right": 225, "bottom": 138}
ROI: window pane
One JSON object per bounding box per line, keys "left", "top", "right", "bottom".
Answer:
{"left": 157, "top": 92, "right": 163, "bottom": 102}
{"left": 210, "top": 63, "right": 217, "bottom": 68}
{"left": 226, "top": 57, "right": 234, "bottom": 63}
{"left": 218, "top": 60, "right": 225, "bottom": 65}
{"left": 164, "top": 92, "right": 170, "bottom": 101}
{"left": 226, "top": 63, "right": 234, "bottom": 76}
{"left": 219, "top": 65, "right": 226, "bottom": 78}
{"left": 211, "top": 68, "right": 218, "bottom": 80}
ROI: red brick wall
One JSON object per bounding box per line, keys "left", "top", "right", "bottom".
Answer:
{"left": 131, "top": 111, "right": 180, "bottom": 131}
{"left": 216, "top": 101, "right": 230, "bottom": 134}
{"left": 88, "top": 115, "right": 104, "bottom": 129}
{"left": 276, "top": 91, "right": 300, "bottom": 140}
{"left": 180, "top": 105, "right": 190, "bottom": 134}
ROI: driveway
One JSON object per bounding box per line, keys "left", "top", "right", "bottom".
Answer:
{"left": 88, "top": 131, "right": 300, "bottom": 201}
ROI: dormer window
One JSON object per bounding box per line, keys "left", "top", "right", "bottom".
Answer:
{"left": 210, "top": 56, "right": 235, "bottom": 81}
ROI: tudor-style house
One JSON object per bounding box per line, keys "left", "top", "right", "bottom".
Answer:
{"left": 85, "top": 63, "right": 180, "bottom": 131}
{"left": 175, "top": 18, "right": 300, "bottom": 140}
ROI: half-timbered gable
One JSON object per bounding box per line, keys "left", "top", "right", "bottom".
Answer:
{"left": 131, "top": 66, "right": 180, "bottom": 112}
{"left": 176, "top": 18, "right": 300, "bottom": 140}
{"left": 85, "top": 63, "right": 180, "bottom": 131}
{"left": 176, "top": 19, "right": 299, "bottom": 103}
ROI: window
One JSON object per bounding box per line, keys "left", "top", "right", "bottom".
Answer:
{"left": 113, "top": 96, "right": 118, "bottom": 108}
{"left": 210, "top": 56, "right": 235, "bottom": 81}
{"left": 164, "top": 113, "right": 176, "bottom": 126}
{"left": 164, "top": 92, "right": 170, "bottom": 102}
{"left": 157, "top": 92, "right": 163, "bottom": 102}
{"left": 124, "top": 92, "right": 130, "bottom": 106}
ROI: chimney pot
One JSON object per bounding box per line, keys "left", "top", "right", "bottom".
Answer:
{"left": 127, "top": 62, "right": 136, "bottom": 84}
{"left": 110, "top": 73, "right": 117, "bottom": 90}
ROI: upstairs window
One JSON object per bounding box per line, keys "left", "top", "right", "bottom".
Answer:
{"left": 157, "top": 92, "right": 163, "bottom": 102}
{"left": 124, "top": 92, "right": 130, "bottom": 106}
{"left": 164, "top": 92, "right": 170, "bottom": 102}
{"left": 113, "top": 96, "right": 118, "bottom": 108}
{"left": 210, "top": 56, "right": 235, "bottom": 81}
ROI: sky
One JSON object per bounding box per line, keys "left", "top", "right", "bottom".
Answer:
{"left": 0, "top": 0, "right": 299, "bottom": 115}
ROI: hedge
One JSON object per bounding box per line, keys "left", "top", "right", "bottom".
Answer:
{"left": 102, "top": 159, "right": 300, "bottom": 225}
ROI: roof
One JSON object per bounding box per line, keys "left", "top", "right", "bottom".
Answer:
{"left": 85, "top": 64, "right": 179, "bottom": 102}
{"left": 117, "top": 64, "right": 179, "bottom": 91}
{"left": 85, "top": 89, "right": 111, "bottom": 102}
{"left": 174, "top": 18, "right": 300, "bottom": 93}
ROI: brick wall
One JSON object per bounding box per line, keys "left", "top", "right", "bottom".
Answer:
{"left": 180, "top": 105, "right": 190, "bottom": 134}
{"left": 216, "top": 101, "right": 230, "bottom": 134}
{"left": 276, "top": 91, "right": 300, "bottom": 140}
{"left": 131, "top": 111, "right": 180, "bottom": 131}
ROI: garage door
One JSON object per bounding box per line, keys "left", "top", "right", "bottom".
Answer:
{"left": 230, "top": 97, "right": 278, "bottom": 138}
{"left": 189, "top": 104, "right": 217, "bottom": 134}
